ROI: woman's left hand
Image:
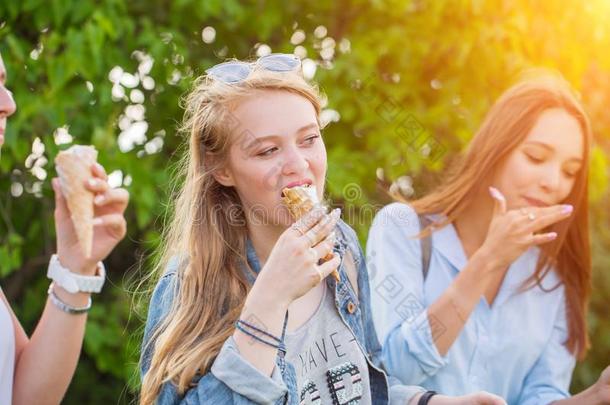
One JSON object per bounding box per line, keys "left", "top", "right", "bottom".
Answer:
{"left": 53, "top": 162, "right": 129, "bottom": 275}
{"left": 418, "top": 392, "right": 506, "bottom": 405}
{"left": 594, "top": 365, "right": 610, "bottom": 404}
{"left": 454, "top": 392, "right": 506, "bottom": 405}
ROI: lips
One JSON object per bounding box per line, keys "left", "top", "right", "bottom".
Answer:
{"left": 523, "top": 196, "right": 550, "bottom": 207}
{"left": 285, "top": 179, "right": 313, "bottom": 188}
{"left": 281, "top": 179, "right": 312, "bottom": 193}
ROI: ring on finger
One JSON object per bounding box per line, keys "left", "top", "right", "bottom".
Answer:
{"left": 520, "top": 208, "right": 536, "bottom": 221}
{"left": 291, "top": 222, "right": 306, "bottom": 236}
{"left": 303, "top": 231, "right": 317, "bottom": 246}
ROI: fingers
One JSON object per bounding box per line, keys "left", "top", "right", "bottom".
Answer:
{"left": 468, "top": 391, "right": 507, "bottom": 405}
{"left": 311, "top": 231, "right": 336, "bottom": 261}
{"left": 94, "top": 187, "right": 130, "bottom": 212}
{"left": 529, "top": 231, "right": 558, "bottom": 245}
{"left": 303, "top": 208, "right": 341, "bottom": 246}
{"left": 93, "top": 213, "right": 127, "bottom": 240}
{"left": 91, "top": 162, "right": 108, "bottom": 181}
{"left": 488, "top": 187, "right": 507, "bottom": 216}
{"left": 524, "top": 204, "right": 573, "bottom": 233}
{"left": 289, "top": 206, "right": 327, "bottom": 236}
{"left": 85, "top": 177, "right": 110, "bottom": 194}
{"left": 316, "top": 254, "right": 341, "bottom": 281}
{"left": 485, "top": 393, "right": 508, "bottom": 405}
{"left": 52, "top": 178, "right": 69, "bottom": 221}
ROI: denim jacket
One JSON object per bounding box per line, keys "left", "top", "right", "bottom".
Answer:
{"left": 140, "top": 219, "right": 425, "bottom": 404}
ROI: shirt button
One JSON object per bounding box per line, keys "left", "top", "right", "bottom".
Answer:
{"left": 347, "top": 301, "right": 357, "bottom": 314}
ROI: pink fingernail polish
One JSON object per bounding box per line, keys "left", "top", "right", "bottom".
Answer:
{"left": 548, "top": 232, "right": 558, "bottom": 240}
{"left": 562, "top": 205, "right": 573, "bottom": 214}
{"left": 94, "top": 195, "right": 105, "bottom": 205}
{"left": 488, "top": 187, "right": 506, "bottom": 202}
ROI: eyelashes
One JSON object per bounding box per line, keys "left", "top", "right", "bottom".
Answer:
{"left": 525, "top": 154, "right": 579, "bottom": 178}
{"left": 256, "top": 134, "right": 320, "bottom": 157}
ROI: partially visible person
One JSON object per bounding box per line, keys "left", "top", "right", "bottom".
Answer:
{"left": 0, "top": 50, "right": 129, "bottom": 405}
{"left": 368, "top": 72, "right": 610, "bottom": 404}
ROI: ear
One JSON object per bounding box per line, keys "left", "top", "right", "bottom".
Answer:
{"left": 206, "top": 152, "right": 235, "bottom": 187}
{"left": 212, "top": 166, "right": 235, "bottom": 187}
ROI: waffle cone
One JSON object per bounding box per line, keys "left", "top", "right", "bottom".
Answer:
{"left": 55, "top": 145, "right": 98, "bottom": 258}
{"left": 281, "top": 185, "right": 340, "bottom": 281}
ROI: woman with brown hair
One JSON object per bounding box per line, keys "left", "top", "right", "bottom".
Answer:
{"left": 368, "top": 72, "right": 610, "bottom": 404}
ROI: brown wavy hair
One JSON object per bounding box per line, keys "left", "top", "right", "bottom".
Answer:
{"left": 403, "top": 71, "right": 592, "bottom": 359}
{"left": 139, "top": 67, "right": 322, "bottom": 404}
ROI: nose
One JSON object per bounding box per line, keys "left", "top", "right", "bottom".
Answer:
{"left": 0, "top": 85, "right": 17, "bottom": 119}
{"left": 539, "top": 163, "right": 562, "bottom": 194}
{"left": 281, "top": 145, "right": 309, "bottom": 176}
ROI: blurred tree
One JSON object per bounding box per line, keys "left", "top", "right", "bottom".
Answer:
{"left": 0, "top": 0, "right": 608, "bottom": 403}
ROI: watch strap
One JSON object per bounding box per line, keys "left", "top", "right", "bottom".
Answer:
{"left": 47, "top": 254, "right": 106, "bottom": 293}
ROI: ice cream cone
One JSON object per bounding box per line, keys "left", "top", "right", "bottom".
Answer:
{"left": 55, "top": 145, "right": 98, "bottom": 258}
{"left": 282, "top": 185, "right": 340, "bottom": 281}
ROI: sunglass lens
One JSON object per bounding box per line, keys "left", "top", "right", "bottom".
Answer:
{"left": 206, "top": 62, "right": 251, "bottom": 83}
{"left": 258, "top": 54, "right": 301, "bottom": 72}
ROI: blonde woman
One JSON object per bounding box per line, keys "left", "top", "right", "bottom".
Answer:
{"left": 0, "top": 51, "right": 129, "bottom": 404}
{"left": 368, "top": 73, "right": 610, "bottom": 404}
{"left": 139, "top": 55, "right": 504, "bottom": 405}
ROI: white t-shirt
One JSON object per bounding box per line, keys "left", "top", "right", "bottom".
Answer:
{"left": 284, "top": 283, "right": 372, "bottom": 405}
{"left": 0, "top": 289, "right": 15, "bottom": 404}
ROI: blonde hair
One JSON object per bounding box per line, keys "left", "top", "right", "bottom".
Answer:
{"left": 139, "top": 65, "right": 322, "bottom": 404}
{"left": 404, "top": 71, "right": 592, "bottom": 358}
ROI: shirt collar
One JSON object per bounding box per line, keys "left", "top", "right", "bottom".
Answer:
{"left": 428, "top": 214, "right": 469, "bottom": 271}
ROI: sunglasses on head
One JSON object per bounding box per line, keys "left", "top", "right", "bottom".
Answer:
{"left": 205, "top": 53, "right": 302, "bottom": 84}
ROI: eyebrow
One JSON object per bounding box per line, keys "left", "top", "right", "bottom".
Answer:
{"left": 523, "top": 140, "right": 583, "bottom": 163}
{"left": 251, "top": 123, "right": 320, "bottom": 143}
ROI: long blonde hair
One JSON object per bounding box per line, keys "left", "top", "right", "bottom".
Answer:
{"left": 403, "top": 72, "right": 592, "bottom": 358}
{"left": 140, "top": 66, "right": 322, "bottom": 403}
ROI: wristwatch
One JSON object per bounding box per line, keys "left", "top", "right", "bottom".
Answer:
{"left": 418, "top": 391, "right": 438, "bottom": 405}
{"left": 46, "top": 254, "right": 106, "bottom": 294}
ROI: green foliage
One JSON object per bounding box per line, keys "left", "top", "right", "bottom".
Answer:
{"left": 1, "top": 0, "right": 609, "bottom": 402}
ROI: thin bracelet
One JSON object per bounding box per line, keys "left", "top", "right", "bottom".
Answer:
{"left": 235, "top": 322, "right": 284, "bottom": 352}
{"left": 236, "top": 318, "right": 282, "bottom": 344}
{"left": 418, "top": 390, "right": 437, "bottom": 405}
{"left": 48, "top": 283, "right": 92, "bottom": 314}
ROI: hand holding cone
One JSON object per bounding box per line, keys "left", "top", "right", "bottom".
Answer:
{"left": 55, "top": 145, "right": 98, "bottom": 258}
{"left": 282, "top": 185, "right": 341, "bottom": 281}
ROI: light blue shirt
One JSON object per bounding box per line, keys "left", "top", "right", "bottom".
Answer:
{"left": 366, "top": 202, "right": 575, "bottom": 405}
